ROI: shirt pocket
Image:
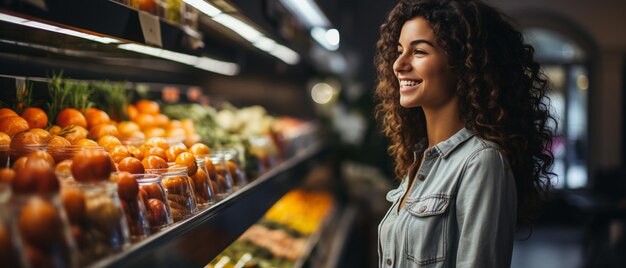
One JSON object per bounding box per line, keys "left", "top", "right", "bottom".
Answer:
{"left": 403, "top": 194, "right": 451, "bottom": 265}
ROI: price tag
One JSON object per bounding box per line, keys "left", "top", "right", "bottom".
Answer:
{"left": 138, "top": 11, "right": 162, "bottom": 47}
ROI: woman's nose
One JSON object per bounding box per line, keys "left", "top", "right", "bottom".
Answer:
{"left": 393, "top": 54, "right": 410, "bottom": 73}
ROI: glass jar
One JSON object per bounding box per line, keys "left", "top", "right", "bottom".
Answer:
{"left": 0, "top": 144, "right": 8, "bottom": 168}
{"left": 9, "top": 143, "right": 47, "bottom": 167}
{"left": 216, "top": 148, "right": 248, "bottom": 191}
{"left": 48, "top": 145, "right": 105, "bottom": 165}
{"left": 6, "top": 193, "right": 79, "bottom": 267}
{"left": 110, "top": 173, "right": 151, "bottom": 241}
{"left": 192, "top": 158, "right": 215, "bottom": 209}
{"left": 60, "top": 180, "right": 129, "bottom": 265}
{"left": 183, "top": 3, "right": 199, "bottom": 30}
{"left": 205, "top": 154, "right": 233, "bottom": 200}
{"left": 161, "top": 0, "right": 184, "bottom": 25}
{"left": 0, "top": 204, "right": 26, "bottom": 267}
{"left": 146, "top": 165, "right": 197, "bottom": 222}
{"left": 136, "top": 174, "right": 173, "bottom": 232}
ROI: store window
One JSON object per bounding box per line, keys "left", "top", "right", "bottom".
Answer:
{"left": 523, "top": 28, "right": 589, "bottom": 189}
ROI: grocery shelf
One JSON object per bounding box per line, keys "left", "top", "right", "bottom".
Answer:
{"left": 90, "top": 141, "right": 327, "bottom": 267}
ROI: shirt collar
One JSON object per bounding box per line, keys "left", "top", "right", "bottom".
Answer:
{"left": 413, "top": 128, "right": 474, "bottom": 159}
{"left": 436, "top": 127, "right": 474, "bottom": 158}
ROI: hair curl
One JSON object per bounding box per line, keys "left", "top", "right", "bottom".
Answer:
{"left": 374, "top": 0, "right": 556, "bottom": 225}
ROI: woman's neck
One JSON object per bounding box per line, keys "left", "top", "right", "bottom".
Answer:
{"left": 423, "top": 101, "right": 464, "bottom": 148}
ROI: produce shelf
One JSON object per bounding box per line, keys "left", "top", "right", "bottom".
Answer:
{"left": 89, "top": 141, "right": 327, "bottom": 267}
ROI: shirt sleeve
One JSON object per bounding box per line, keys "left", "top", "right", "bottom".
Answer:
{"left": 455, "top": 147, "right": 517, "bottom": 267}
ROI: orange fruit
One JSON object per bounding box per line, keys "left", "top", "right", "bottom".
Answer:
{"left": 55, "top": 108, "right": 87, "bottom": 128}
{"left": 0, "top": 108, "right": 18, "bottom": 120}
{"left": 153, "top": 114, "right": 169, "bottom": 128}
{"left": 74, "top": 138, "right": 99, "bottom": 147}
{"left": 175, "top": 152, "right": 197, "bottom": 176}
{"left": 47, "top": 125, "right": 62, "bottom": 136}
{"left": 85, "top": 108, "right": 111, "bottom": 129}
{"left": 135, "top": 100, "right": 160, "bottom": 115}
{"left": 126, "top": 105, "right": 139, "bottom": 121}
{"left": 122, "top": 131, "right": 145, "bottom": 141}
{"left": 0, "top": 168, "right": 15, "bottom": 183}
{"left": 97, "top": 135, "right": 122, "bottom": 151}
{"left": 11, "top": 131, "right": 44, "bottom": 145}
{"left": 168, "top": 120, "right": 182, "bottom": 129}
{"left": 55, "top": 159, "right": 73, "bottom": 176}
{"left": 144, "top": 146, "right": 167, "bottom": 161}
{"left": 18, "top": 198, "right": 62, "bottom": 248}
{"left": 47, "top": 135, "right": 71, "bottom": 147}
{"left": 205, "top": 159, "right": 217, "bottom": 179}
{"left": 181, "top": 119, "right": 195, "bottom": 135}
{"left": 71, "top": 149, "right": 113, "bottom": 182}
{"left": 117, "top": 121, "right": 140, "bottom": 136}
{"left": 0, "top": 132, "right": 11, "bottom": 145}
{"left": 60, "top": 188, "right": 85, "bottom": 223}
{"left": 118, "top": 157, "right": 145, "bottom": 174}
{"left": 21, "top": 107, "right": 48, "bottom": 129}
{"left": 88, "top": 124, "right": 119, "bottom": 140}
{"left": 26, "top": 151, "right": 55, "bottom": 167}
{"left": 143, "top": 127, "right": 165, "bottom": 138}
{"left": 166, "top": 144, "right": 187, "bottom": 162}
{"left": 135, "top": 113, "right": 156, "bottom": 130}
{"left": 0, "top": 116, "right": 29, "bottom": 137}
{"left": 189, "top": 143, "right": 210, "bottom": 156}
{"left": 114, "top": 171, "right": 139, "bottom": 201}
{"left": 62, "top": 125, "right": 88, "bottom": 144}
{"left": 109, "top": 145, "right": 131, "bottom": 163}
{"left": 12, "top": 156, "right": 28, "bottom": 172}
{"left": 145, "top": 137, "right": 169, "bottom": 150}
{"left": 142, "top": 155, "right": 167, "bottom": 169}
{"left": 12, "top": 157, "right": 59, "bottom": 195}
{"left": 126, "top": 145, "right": 145, "bottom": 160}
{"left": 165, "top": 128, "right": 186, "bottom": 138}
{"left": 28, "top": 128, "right": 52, "bottom": 142}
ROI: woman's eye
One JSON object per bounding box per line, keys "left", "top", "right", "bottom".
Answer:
{"left": 397, "top": 50, "right": 403, "bottom": 56}
{"left": 413, "top": 50, "right": 426, "bottom": 55}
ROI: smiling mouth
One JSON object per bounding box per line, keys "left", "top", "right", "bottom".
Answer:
{"left": 399, "top": 79, "right": 422, "bottom": 88}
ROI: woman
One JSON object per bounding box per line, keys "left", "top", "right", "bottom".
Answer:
{"left": 375, "top": 0, "right": 556, "bottom": 267}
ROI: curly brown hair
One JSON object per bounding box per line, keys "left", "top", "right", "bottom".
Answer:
{"left": 374, "top": 0, "right": 556, "bottom": 225}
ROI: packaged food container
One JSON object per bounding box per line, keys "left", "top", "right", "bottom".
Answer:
{"left": 60, "top": 180, "right": 129, "bottom": 265}
{"left": 136, "top": 174, "right": 173, "bottom": 232}
{"left": 48, "top": 145, "right": 105, "bottom": 165}
{"left": 205, "top": 154, "right": 233, "bottom": 200}
{"left": 146, "top": 165, "right": 197, "bottom": 222}
{"left": 0, "top": 144, "right": 9, "bottom": 168}
{"left": 6, "top": 194, "right": 79, "bottom": 267}
{"left": 192, "top": 157, "right": 215, "bottom": 209}
{"left": 216, "top": 148, "right": 248, "bottom": 190}
{"left": 111, "top": 173, "right": 151, "bottom": 241}
{"left": 9, "top": 143, "right": 47, "bottom": 167}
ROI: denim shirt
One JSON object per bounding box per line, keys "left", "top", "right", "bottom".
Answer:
{"left": 378, "top": 128, "right": 517, "bottom": 267}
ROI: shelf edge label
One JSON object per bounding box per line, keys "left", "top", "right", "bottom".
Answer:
{"left": 138, "top": 11, "right": 163, "bottom": 47}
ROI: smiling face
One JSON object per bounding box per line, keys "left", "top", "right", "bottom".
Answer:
{"left": 393, "top": 17, "right": 457, "bottom": 109}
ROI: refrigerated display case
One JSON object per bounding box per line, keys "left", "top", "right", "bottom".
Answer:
{"left": 0, "top": 0, "right": 354, "bottom": 266}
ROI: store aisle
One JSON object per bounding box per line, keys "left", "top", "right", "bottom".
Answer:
{"left": 511, "top": 226, "right": 583, "bottom": 268}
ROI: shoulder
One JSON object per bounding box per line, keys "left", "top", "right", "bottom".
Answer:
{"left": 448, "top": 136, "right": 510, "bottom": 174}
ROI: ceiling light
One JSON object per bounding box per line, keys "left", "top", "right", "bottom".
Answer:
{"left": 269, "top": 44, "right": 300, "bottom": 65}
{"left": 311, "top": 27, "right": 339, "bottom": 51}
{"left": 212, "top": 14, "right": 262, "bottom": 43}
{"left": 253, "top": 36, "right": 276, "bottom": 52}
{"left": 118, "top": 43, "right": 239, "bottom": 76}
{"left": 0, "top": 13, "right": 120, "bottom": 44}
{"left": 183, "top": 0, "right": 222, "bottom": 17}
{"left": 278, "top": 0, "right": 330, "bottom": 28}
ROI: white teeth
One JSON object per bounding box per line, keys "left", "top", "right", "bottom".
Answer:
{"left": 400, "top": 80, "right": 420, "bottom": 87}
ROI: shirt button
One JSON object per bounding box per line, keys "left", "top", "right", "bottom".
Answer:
{"left": 386, "top": 258, "right": 392, "bottom": 265}
{"left": 419, "top": 205, "right": 427, "bottom": 213}
{"left": 426, "top": 151, "right": 433, "bottom": 157}
{"left": 417, "top": 174, "right": 425, "bottom": 181}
